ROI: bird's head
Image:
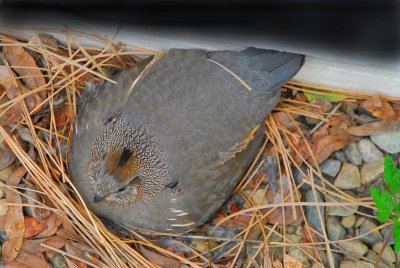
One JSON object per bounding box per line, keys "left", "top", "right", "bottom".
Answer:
{"left": 90, "top": 147, "right": 143, "bottom": 205}
{"left": 85, "top": 118, "right": 172, "bottom": 206}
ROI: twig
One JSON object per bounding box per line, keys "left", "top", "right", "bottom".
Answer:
{"left": 374, "top": 225, "right": 393, "bottom": 268}
{"left": 310, "top": 103, "right": 342, "bottom": 135}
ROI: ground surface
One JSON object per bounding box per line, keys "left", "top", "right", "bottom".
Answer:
{"left": 0, "top": 30, "right": 398, "bottom": 268}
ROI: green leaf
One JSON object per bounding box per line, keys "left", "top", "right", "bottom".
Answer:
{"left": 370, "top": 187, "right": 395, "bottom": 222}
{"left": 304, "top": 90, "right": 348, "bottom": 102}
{"left": 393, "top": 220, "right": 400, "bottom": 253}
{"left": 384, "top": 155, "right": 400, "bottom": 194}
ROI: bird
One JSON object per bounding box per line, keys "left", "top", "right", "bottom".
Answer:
{"left": 68, "top": 48, "right": 303, "bottom": 233}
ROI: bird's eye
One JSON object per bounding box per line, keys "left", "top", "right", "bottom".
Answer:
{"left": 166, "top": 179, "right": 178, "bottom": 189}
{"left": 118, "top": 149, "right": 133, "bottom": 167}
{"left": 117, "top": 184, "right": 128, "bottom": 193}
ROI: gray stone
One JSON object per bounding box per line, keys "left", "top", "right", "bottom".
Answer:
{"left": 335, "top": 151, "right": 347, "bottom": 163}
{"left": 251, "top": 189, "right": 269, "bottom": 206}
{"left": 360, "top": 157, "right": 384, "bottom": 185}
{"left": 340, "top": 261, "right": 374, "bottom": 268}
{"left": 286, "top": 234, "right": 302, "bottom": 243}
{"left": 373, "top": 242, "right": 396, "bottom": 263}
{"left": 366, "top": 250, "right": 394, "bottom": 268}
{"left": 0, "top": 186, "right": 5, "bottom": 199}
{"left": 327, "top": 216, "right": 346, "bottom": 241}
{"left": 320, "top": 159, "right": 341, "bottom": 177}
{"left": 358, "top": 138, "right": 383, "bottom": 163}
{"left": 359, "top": 219, "right": 383, "bottom": 246}
{"left": 305, "top": 190, "right": 325, "bottom": 239}
{"left": 338, "top": 239, "right": 368, "bottom": 256}
{"left": 344, "top": 142, "right": 363, "bottom": 165}
{"left": 355, "top": 217, "right": 366, "bottom": 228}
{"left": 341, "top": 215, "right": 356, "bottom": 228}
{"left": 332, "top": 253, "right": 342, "bottom": 268}
{"left": 327, "top": 194, "right": 359, "bottom": 217}
{"left": 288, "top": 248, "right": 310, "bottom": 267}
{"left": 334, "top": 163, "right": 361, "bottom": 190}
{"left": 371, "top": 130, "right": 400, "bottom": 153}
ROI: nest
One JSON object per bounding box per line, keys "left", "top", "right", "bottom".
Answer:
{"left": 0, "top": 27, "right": 398, "bottom": 268}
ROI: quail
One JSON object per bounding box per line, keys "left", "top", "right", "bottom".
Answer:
{"left": 69, "top": 48, "right": 303, "bottom": 233}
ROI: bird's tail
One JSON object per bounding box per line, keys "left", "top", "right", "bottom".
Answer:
{"left": 207, "top": 47, "right": 304, "bottom": 92}
{"left": 241, "top": 47, "right": 304, "bottom": 88}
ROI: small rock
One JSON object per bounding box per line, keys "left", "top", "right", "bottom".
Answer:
{"left": 381, "top": 225, "right": 395, "bottom": 246}
{"left": 286, "top": 226, "right": 295, "bottom": 234}
{"left": 245, "top": 244, "right": 263, "bottom": 267}
{"left": 358, "top": 138, "right": 383, "bottom": 163}
{"left": 366, "top": 250, "right": 394, "bottom": 268}
{"left": 327, "top": 194, "right": 359, "bottom": 217}
{"left": 338, "top": 239, "right": 368, "bottom": 256}
{"left": 0, "top": 165, "right": 13, "bottom": 181}
{"left": 296, "top": 226, "right": 304, "bottom": 236}
{"left": 305, "top": 190, "right": 325, "bottom": 238}
{"left": 0, "top": 199, "right": 7, "bottom": 216}
{"left": 286, "top": 234, "right": 302, "bottom": 243}
{"left": 320, "top": 159, "right": 342, "bottom": 177}
{"left": 371, "top": 130, "right": 400, "bottom": 153}
{"left": 341, "top": 215, "right": 356, "bottom": 228}
{"left": 0, "top": 186, "right": 5, "bottom": 199}
{"left": 360, "top": 157, "right": 384, "bottom": 185}
{"left": 344, "top": 142, "right": 363, "bottom": 165}
{"left": 359, "top": 219, "right": 383, "bottom": 246}
{"left": 332, "top": 253, "right": 342, "bottom": 267}
{"left": 334, "top": 163, "right": 361, "bottom": 190}
{"left": 335, "top": 151, "right": 347, "bottom": 163}
{"left": 251, "top": 189, "right": 269, "bottom": 206}
{"left": 188, "top": 239, "right": 210, "bottom": 255}
{"left": 48, "top": 252, "right": 69, "bottom": 268}
{"left": 340, "top": 261, "right": 373, "bottom": 268}
{"left": 355, "top": 217, "right": 366, "bottom": 228}
{"left": 373, "top": 242, "right": 396, "bottom": 263}
{"left": 327, "top": 216, "right": 346, "bottom": 241}
{"left": 288, "top": 248, "right": 310, "bottom": 267}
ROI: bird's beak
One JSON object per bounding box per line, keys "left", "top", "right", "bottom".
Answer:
{"left": 93, "top": 192, "right": 104, "bottom": 204}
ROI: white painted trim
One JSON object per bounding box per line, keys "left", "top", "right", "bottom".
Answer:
{"left": 1, "top": 18, "right": 399, "bottom": 97}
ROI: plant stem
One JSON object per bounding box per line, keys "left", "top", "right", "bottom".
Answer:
{"left": 374, "top": 226, "right": 393, "bottom": 268}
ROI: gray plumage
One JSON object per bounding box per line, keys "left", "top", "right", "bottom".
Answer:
{"left": 69, "top": 48, "right": 303, "bottom": 233}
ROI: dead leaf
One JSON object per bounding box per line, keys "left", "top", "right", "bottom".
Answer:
{"left": 139, "top": 245, "right": 180, "bottom": 268}
{"left": 37, "top": 34, "right": 59, "bottom": 51}
{"left": 310, "top": 98, "right": 332, "bottom": 113}
{"left": 0, "top": 67, "right": 42, "bottom": 124}
{"left": 23, "top": 216, "right": 46, "bottom": 238}
{"left": 6, "top": 250, "right": 51, "bottom": 268}
{"left": 64, "top": 241, "right": 100, "bottom": 265}
{"left": 303, "top": 223, "right": 318, "bottom": 243}
{"left": 6, "top": 166, "right": 27, "bottom": 186}
{"left": 283, "top": 254, "right": 304, "bottom": 268}
{"left": 2, "top": 37, "right": 46, "bottom": 97}
{"left": 312, "top": 131, "right": 360, "bottom": 164}
{"left": 0, "top": 147, "right": 16, "bottom": 170}
{"left": 22, "top": 184, "right": 49, "bottom": 221}
{"left": 35, "top": 213, "right": 63, "bottom": 238}
{"left": 346, "top": 114, "right": 400, "bottom": 136}
{"left": 266, "top": 175, "right": 302, "bottom": 225}
{"left": 21, "top": 236, "right": 66, "bottom": 253}
{"left": 272, "top": 111, "right": 291, "bottom": 127}
{"left": 360, "top": 95, "right": 395, "bottom": 119}
{"left": 1, "top": 189, "right": 25, "bottom": 263}
{"left": 54, "top": 105, "right": 71, "bottom": 127}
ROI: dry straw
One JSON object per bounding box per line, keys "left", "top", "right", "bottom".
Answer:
{"left": 0, "top": 27, "right": 397, "bottom": 267}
